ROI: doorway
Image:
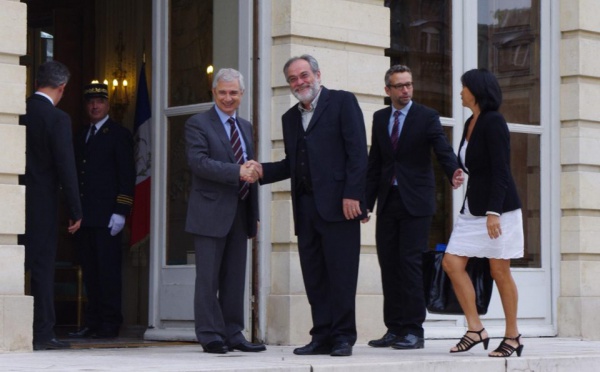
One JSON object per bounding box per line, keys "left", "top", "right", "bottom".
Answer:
{"left": 21, "top": 0, "right": 150, "bottom": 340}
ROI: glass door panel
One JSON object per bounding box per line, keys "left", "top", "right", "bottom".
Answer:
{"left": 478, "top": 0, "right": 541, "bottom": 268}
{"left": 510, "top": 132, "right": 541, "bottom": 268}
{"left": 387, "top": 0, "right": 455, "bottom": 249}
{"left": 478, "top": 0, "right": 541, "bottom": 125}
{"left": 169, "top": 0, "right": 213, "bottom": 107}
{"left": 166, "top": 114, "right": 194, "bottom": 265}
{"left": 387, "top": 0, "right": 453, "bottom": 117}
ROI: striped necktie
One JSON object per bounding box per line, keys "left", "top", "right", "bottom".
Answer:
{"left": 228, "top": 117, "right": 249, "bottom": 200}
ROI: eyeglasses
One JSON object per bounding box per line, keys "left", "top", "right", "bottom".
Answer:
{"left": 388, "top": 82, "right": 413, "bottom": 90}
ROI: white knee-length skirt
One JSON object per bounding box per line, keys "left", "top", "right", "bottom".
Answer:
{"left": 445, "top": 200, "right": 524, "bottom": 259}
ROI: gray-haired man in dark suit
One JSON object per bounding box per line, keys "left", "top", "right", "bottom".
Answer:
{"left": 184, "top": 68, "right": 265, "bottom": 354}
{"left": 252, "top": 55, "right": 368, "bottom": 357}
{"left": 20, "top": 60, "right": 82, "bottom": 350}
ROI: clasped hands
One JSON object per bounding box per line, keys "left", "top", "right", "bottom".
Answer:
{"left": 240, "top": 160, "right": 263, "bottom": 183}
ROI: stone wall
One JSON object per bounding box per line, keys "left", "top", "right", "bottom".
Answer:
{"left": 558, "top": 0, "right": 600, "bottom": 340}
{"left": 266, "top": 0, "right": 389, "bottom": 345}
{"left": 0, "top": 0, "right": 32, "bottom": 352}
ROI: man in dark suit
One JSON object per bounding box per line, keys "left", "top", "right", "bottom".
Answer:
{"left": 252, "top": 55, "right": 368, "bottom": 357}
{"left": 69, "top": 83, "right": 135, "bottom": 339}
{"left": 20, "top": 60, "right": 82, "bottom": 350}
{"left": 365, "top": 65, "right": 463, "bottom": 350}
{"left": 184, "top": 68, "right": 265, "bottom": 354}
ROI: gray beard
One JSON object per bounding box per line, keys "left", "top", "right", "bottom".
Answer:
{"left": 293, "top": 82, "right": 320, "bottom": 103}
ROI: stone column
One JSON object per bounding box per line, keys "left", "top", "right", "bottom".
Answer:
{"left": 0, "top": 0, "right": 32, "bottom": 352}
{"left": 266, "top": 0, "right": 389, "bottom": 345}
{"left": 558, "top": 0, "right": 600, "bottom": 340}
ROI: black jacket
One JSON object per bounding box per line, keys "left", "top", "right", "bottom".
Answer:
{"left": 459, "top": 110, "right": 521, "bottom": 215}
{"left": 366, "top": 102, "right": 458, "bottom": 217}
{"left": 261, "top": 87, "right": 368, "bottom": 232}
{"left": 75, "top": 118, "right": 135, "bottom": 227}
{"left": 21, "top": 94, "right": 82, "bottom": 248}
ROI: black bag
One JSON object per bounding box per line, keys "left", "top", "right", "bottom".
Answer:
{"left": 422, "top": 251, "right": 493, "bottom": 315}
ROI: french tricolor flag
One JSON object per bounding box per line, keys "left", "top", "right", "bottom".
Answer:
{"left": 129, "top": 62, "right": 151, "bottom": 247}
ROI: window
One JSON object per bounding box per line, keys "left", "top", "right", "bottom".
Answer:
{"left": 169, "top": 0, "right": 213, "bottom": 107}
{"left": 387, "top": 0, "right": 453, "bottom": 117}
{"left": 166, "top": 0, "right": 214, "bottom": 265}
{"left": 387, "top": 0, "right": 454, "bottom": 249}
{"left": 479, "top": 0, "right": 541, "bottom": 268}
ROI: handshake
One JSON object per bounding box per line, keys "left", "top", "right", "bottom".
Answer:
{"left": 239, "top": 160, "right": 263, "bottom": 183}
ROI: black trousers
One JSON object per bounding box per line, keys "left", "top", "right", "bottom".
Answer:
{"left": 24, "top": 222, "right": 59, "bottom": 343}
{"left": 375, "top": 187, "right": 432, "bottom": 337}
{"left": 296, "top": 194, "right": 361, "bottom": 345}
{"left": 77, "top": 226, "right": 123, "bottom": 333}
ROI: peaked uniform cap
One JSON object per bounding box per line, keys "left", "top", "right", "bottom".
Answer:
{"left": 84, "top": 83, "right": 109, "bottom": 100}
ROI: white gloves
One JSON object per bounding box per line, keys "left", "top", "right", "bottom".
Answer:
{"left": 108, "top": 214, "right": 126, "bottom": 236}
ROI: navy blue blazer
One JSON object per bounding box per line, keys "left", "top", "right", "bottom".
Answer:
{"left": 366, "top": 102, "right": 458, "bottom": 217}
{"left": 261, "top": 87, "right": 368, "bottom": 231}
{"left": 459, "top": 110, "right": 521, "bottom": 215}
{"left": 75, "top": 118, "right": 136, "bottom": 227}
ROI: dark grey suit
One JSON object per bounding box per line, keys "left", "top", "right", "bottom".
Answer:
{"left": 20, "top": 93, "right": 82, "bottom": 343}
{"left": 184, "top": 106, "right": 258, "bottom": 346}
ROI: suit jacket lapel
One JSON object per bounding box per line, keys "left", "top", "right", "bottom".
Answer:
{"left": 377, "top": 106, "right": 395, "bottom": 156}
{"left": 305, "top": 87, "right": 329, "bottom": 133}
{"left": 209, "top": 107, "right": 237, "bottom": 163}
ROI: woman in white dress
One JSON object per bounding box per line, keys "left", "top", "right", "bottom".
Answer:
{"left": 442, "top": 69, "right": 524, "bottom": 357}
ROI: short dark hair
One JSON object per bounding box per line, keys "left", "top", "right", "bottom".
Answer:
{"left": 36, "top": 60, "right": 71, "bottom": 89}
{"left": 385, "top": 65, "right": 412, "bottom": 86}
{"left": 460, "top": 68, "right": 502, "bottom": 111}
{"left": 283, "top": 54, "right": 320, "bottom": 81}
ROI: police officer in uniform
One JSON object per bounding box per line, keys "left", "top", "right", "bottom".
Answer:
{"left": 69, "top": 83, "right": 135, "bottom": 339}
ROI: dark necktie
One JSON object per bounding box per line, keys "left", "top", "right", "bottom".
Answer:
{"left": 390, "top": 111, "right": 401, "bottom": 185}
{"left": 391, "top": 110, "right": 401, "bottom": 151}
{"left": 87, "top": 124, "right": 96, "bottom": 144}
{"left": 228, "top": 117, "right": 249, "bottom": 200}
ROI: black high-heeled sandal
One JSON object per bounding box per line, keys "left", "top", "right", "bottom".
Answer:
{"left": 450, "top": 328, "right": 490, "bottom": 353}
{"left": 489, "top": 334, "right": 524, "bottom": 357}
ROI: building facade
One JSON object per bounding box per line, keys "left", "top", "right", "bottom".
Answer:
{"left": 0, "top": 0, "right": 31, "bottom": 352}
{"left": 1, "top": 0, "right": 599, "bottom": 352}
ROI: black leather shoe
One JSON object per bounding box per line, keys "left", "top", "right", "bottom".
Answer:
{"left": 228, "top": 339, "right": 266, "bottom": 352}
{"left": 202, "top": 340, "right": 228, "bottom": 354}
{"left": 391, "top": 334, "right": 425, "bottom": 349}
{"left": 368, "top": 332, "right": 399, "bottom": 348}
{"left": 330, "top": 341, "right": 352, "bottom": 356}
{"left": 68, "top": 327, "right": 97, "bottom": 338}
{"left": 293, "top": 341, "right": 331, "bottom": 355}
{"left": 33, "top": 338, "right": 71, "bottom": 351}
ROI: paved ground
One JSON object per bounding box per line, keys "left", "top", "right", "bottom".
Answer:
{"left": 2, "top": 337, "right": 600, "bottom": 371}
